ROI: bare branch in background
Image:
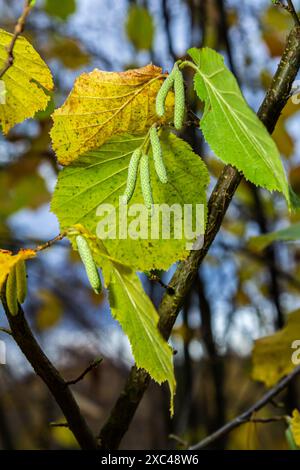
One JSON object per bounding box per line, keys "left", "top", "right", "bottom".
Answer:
{"left": 66, "top": 358, "right": 103, "bottom": 386}
{"left": 189, "top": 365, "right": 300, "bottom": 450}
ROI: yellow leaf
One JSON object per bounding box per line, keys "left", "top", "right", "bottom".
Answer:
{"left": 36, "top": 290, "right": 63, "bottom": 330}
{"left": 0, "top": 29, "right": 54, "bottom": 133}
{"left": 291, "top": 409, "right": 300, "bottom": 446}
{"left": 50, "top": 64, "right": 175, "bottom": 165}
{"left": 51, "top": 425, "right": 78, "bottom": 448}
{"left": 252, "top": 309, "right": 300, "bottom": 387}
{"left": 0, "top": 248, "right": 35, "bottom": 290}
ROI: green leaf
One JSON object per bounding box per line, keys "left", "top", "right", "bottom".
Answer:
{"left": 67, "top": 227, "right": 175, "bottom": 412}
{"left": 0, "top": 29, "right": 54, "bottom": 133}
{"left": 188, "top": 47, "right": 290, "bottom": 207}
{"left": 51, "top": 132, "right": 209, "bottom": 272}
{"left": 45, "top": 0, "right": 76, "bottom": 20}
{"left": 248, "top": 222, "right": 300, "bottom": 251}
{"left": 107, "top": 259, "right": 175, "bottom": 411}
{"left": 126, "top": 5, "right": 154, "bottom": 51}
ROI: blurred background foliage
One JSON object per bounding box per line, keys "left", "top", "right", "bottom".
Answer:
{"left": 0, "top": 0, "right": 300, "bottom": 450}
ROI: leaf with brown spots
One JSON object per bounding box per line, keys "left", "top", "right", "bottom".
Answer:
{"left": 0, "top": 29, "right": 54, "bottom": 133}
{"left": 50, "top": 65, "right": 175, "bottom": 165}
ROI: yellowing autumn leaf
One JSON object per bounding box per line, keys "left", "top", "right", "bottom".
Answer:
{"left": 0, "top": 29, "right": 54, "bottom": 133}
{"left": 291, "top": 409, "right": 300, "bottom": 447}
{"left": 252, "top": 309, "right": 300, "bottom": 387}
{"left": 0, "top": 248, "right": 36, "bottom": 289}
{"left": 51, "top": 65, "right": 175, "bottom": 165}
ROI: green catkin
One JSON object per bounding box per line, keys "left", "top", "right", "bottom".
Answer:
{"left": 123, "top": 148, "right": 142, "bottom": 204}
{"left": 6, "top": 266, "right": 18, "bottom": 316}
{"left": 155, "top": 71, "right": 175, "bottom": 117}
{"left": 140, "top": 153, "right": 153, "bottom": 210}
{"left": 150, "top": 127, "right": 168, "bottom": 184}
{"left": 16, "top": 260, "right": 27, "bottom": 304}
{"left": 174, "top": 65, "right": 185, "bottom": 130}
{"left": 76, "top": 235, "right": 102, "bottom": 294}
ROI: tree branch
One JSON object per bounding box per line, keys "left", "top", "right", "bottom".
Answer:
{"left": 287, "top": 0, "right": 300, "bottom": 26}
{"left": 189, "top": 365, "right": 300, "bottom": 450}
{"left": 34, "top": 232, "right": 66, "bottom": 253}
{"left": 1, "top": 300, "right": 98, "bottom": 450}
{"left": 0, "top": 0, "right": 33, "bottom": 80}
{"left": 98, "top": 24, "right": 300, "bottom": 450}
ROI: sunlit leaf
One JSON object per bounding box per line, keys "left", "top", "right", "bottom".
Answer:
{"left": 0, "top": 29, "right": 53, "bottom": 133}
{"left": 51, "top": 65, "right": 174, "bottom": 165}
{"left": 188, "top": 47, "right": 290, "bottom": 207}
{"left": 107, "top": 259, "right": 175, "bottom": 412}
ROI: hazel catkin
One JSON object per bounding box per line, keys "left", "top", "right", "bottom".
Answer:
{"left": 150, "top": 127, "right": 168, "bottom": 184}
{"left": 140, "top": 153, "right": 153, "bottom": 210}
{"left": 76, "top": 235, "right": 102, "bottom": 294}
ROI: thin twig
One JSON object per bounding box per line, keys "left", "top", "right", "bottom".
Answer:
{"left": 148, "top": 273, "right": 175, "bottom": 295}
{"left": 66, "top": 358, "right": 103, "bottom": 386}
{"left": 98, "top": 24, "right": 300, "bottom": 450}
{"left": 34, "top": 232, "right": 67, "bottom": 253}
{"left": 189, "top": 365, "right": 300, "bottom": 449}
{"left": 0, "top": 0, "right": 33, "bottom": 79}
{"left": 0, "top": 327, "right": 12, "bottom": 336}
{"left": 270, "top": 399, "right": 285, "bottom": 409}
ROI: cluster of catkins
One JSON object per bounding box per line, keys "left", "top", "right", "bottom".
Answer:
{"left": 4, "top": 66, "right": 185, "bottom": 305}
{"left": 123, "top": 63, "right": 185, "bottom": 210}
